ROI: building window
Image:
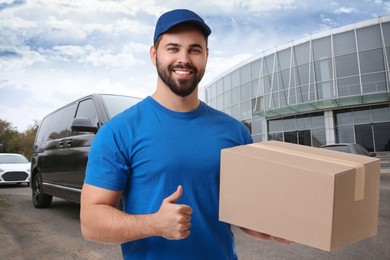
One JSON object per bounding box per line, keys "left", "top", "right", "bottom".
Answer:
{"left": 240, "top": 82, "right": 251, "bottom": 101}
{"left": 223, "top": 75, "right": 231, "bottom": 91}
{"left": 356, "top": 25, "right": 382, "bottom": 51}
{"left": 277, "top": 48, "right": 291, "bottom": 70}
{"left": 314, "top": 58, "right": 333, "bottom": 82}
{"left": 312, "top": 36, "right": 332, "bottom": 60}
{"left": 294, "top": 42, "right": 310, "bottom": 65}
{"left": 361, "top": 72, "right": 387, "bottom": 93}
{"left": 335, "top": 53, "right": 359, "bottom": 78}
{"left": 334, "top": 30, "right": 356, "bottom": 56}
{"left": 240, "top": 64, "right": 251, "bottom": 84}
{"left": 334, "top": 105, "right": 390, "bottom": 151}
{"left": 231, "top": 69, "right": 240, "bottom": 88}
{"left": 337, "top": 76, "right": 360, "bottom": 97}
{"left": 231, "top": 87, "right": 240, "bottom": 105}
{"left": 252, "top": 116, "right": 263, "bottom": 134}
{"left": 264, "top": 54, "right": 275, "bottom": 74}
{"left": 241, "top": 100, "right": 252, "bottom": 119}
{"left": 335, "top": 125, "right": 355, "bottom": 143}
{"left": 267, "top": 113, "right": 325, "bottom": 147}
{"left": 223, "top": 91, "right": 231, "bottom": 109}
{"left": 216, "top": 80, "right": 224, "bottom": 96}
{"left": 216, "top": 95, "right": 223, "bottom": 110}
{"left": 250, "top": 59, "right": 261, "bottom": 80}
{"left": 374, "top": 122, "right": 390, "bottom": 151}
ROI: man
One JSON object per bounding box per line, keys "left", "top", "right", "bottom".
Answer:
{"left": 81, "top": 9, "right": 288, "bottom": 259}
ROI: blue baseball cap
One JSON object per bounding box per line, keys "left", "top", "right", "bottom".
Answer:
{"left": 153, "top": 9, "right": 211, "bottom": 44}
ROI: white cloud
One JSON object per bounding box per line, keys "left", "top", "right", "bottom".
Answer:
{"left": 0, "top": 15, "right": 36, "bottom": 31}
{"left": 0, "top": 47, "right": 46, "bottom": 71}
{"left": 37, "top": 0, "right": 141, "bottom": 16}
{"left": 319, "top": 14, "right": 337, "bottom": 30}
{"left": 204, "top": 53, "right": 253, "bottom": 85}
{"left": 49, "top": 43, "right": 145, "bottom": 67}
{"left": 203, "top": 0, "right": 295, "bottom": 14}
{"left": 334, "top": 7, "right": 357, "bottom": 14}
{"left": 46, "top": 16, "right": 87, "bottom": 41}
{"left": 114, "top": 18, "right": 153, "bottom": 34}
{"left": 385, "top": 2, "right": 390, "bottom": 11}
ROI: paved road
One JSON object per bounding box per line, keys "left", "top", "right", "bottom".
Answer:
{"left": 0, "top": 185, "right": 122, "bottom": 260}
{"left": 1, "top": 177, "right": 389, "bottom": 259}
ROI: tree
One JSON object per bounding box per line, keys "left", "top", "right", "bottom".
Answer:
{"left": 0, "top": 119, "right": 39, "bottom": 159}
{"left": 20, "top": 121, "right": 39, "bottom": 159}
{"left": 0, "top": 119, "right": 21, "bottom": 153}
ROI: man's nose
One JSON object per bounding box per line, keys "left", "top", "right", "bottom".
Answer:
{"left": 177, "top": 50, "right": 190, "bottom": 63}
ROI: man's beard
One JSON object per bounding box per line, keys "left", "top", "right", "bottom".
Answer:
{"left": 156, "top": 57, "right": 204, "bottom": 97}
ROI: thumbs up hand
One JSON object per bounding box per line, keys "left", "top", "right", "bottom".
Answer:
{"left": 153, "top": 185, "right": 193, "bottom": 240}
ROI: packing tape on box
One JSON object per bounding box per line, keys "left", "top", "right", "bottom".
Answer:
{"left": 251, "top": 143, "right": 365, "bottom": 201}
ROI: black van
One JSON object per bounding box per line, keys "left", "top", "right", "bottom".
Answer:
{"left": 31, "top": 93, "right": 141, "bottom": 208}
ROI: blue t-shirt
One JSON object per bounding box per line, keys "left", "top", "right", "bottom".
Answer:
{"left": 85, "top": 96, "right": 252, "bottom": 260}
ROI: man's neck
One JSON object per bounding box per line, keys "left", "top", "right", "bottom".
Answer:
{"left": 151, "top": 83, "right": 200, "bottom": 112}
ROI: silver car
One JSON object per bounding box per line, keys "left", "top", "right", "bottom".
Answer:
{"left": 320, "top": 143, "right": 376, "bottom": 157}
{"left": 0, "top": 153, "right": 31, "bottom": 186}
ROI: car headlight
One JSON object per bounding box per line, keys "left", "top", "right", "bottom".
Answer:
{"left": 27, "top": 168, "right": 31, "bottom": 173}
{"left": 0, "top": 168, "right": 4, "bottom": 173}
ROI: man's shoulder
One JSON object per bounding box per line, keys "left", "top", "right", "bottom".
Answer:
{"left": 101, "top": 97, "right": 149, "bottom": 129}
{"left": 203, "top": 103, "right": 241, "bottom": 123}
{"left": 202, "top": 103, "right": 252, "bottom": 144}
{"left": 113, "top": 97, "right": 151, "bottom": 118}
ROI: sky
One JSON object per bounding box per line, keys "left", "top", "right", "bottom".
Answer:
{"left": 1, "top": 0, "right": 390, "bottom": 132}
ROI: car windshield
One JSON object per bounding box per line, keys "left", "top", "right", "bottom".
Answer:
{"left": 101, "top": 94, "right": 141, "bottom": 119}
{"left": 0, "top": 154, "right": 29, "bottom": 164}
{"left": 322, "top": 146, "right": 352, "bottom": 153}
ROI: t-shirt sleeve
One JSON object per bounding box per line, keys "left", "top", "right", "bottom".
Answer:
{"left": 84, "top": 123, "right": 130, "bottom": 191}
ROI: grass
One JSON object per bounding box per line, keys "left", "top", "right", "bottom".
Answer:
{"left": 0, "top": 197, "right": 12, "bottom": 208}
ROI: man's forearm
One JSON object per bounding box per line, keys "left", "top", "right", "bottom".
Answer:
{"left": 80, "top": 204, "right": 158, "bottom": 244}
{"left": 80, "top": 184, "right": 191, "bottom": 243}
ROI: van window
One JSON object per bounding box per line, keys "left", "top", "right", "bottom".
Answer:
{"left": 36, "top": 104, "right": 77, "bottom": 142}
{"left": 48, "top": 104, "right": 77, "bottom": 140}
{"left": 101, "top": 94, "right": 140, "bottom": 118}
{"left": 76, "top": 99, "right": 99, "bottom": 126}
{"left": 36, "top": 113, "right": 56, "bottom": 143}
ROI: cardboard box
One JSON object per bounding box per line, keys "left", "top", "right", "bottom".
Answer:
{"left": 219, "top": 141, "right": 381, "bottom": 251}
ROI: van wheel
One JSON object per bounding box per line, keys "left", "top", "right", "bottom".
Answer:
{"left": 32, "top": 173, "right": 53, "bottom": 208}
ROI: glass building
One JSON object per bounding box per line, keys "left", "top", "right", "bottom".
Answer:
{"left": 205, "top": 15, "right": 390, "bottom": 152}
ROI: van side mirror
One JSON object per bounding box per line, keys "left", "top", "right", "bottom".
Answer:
{"left": 71, "top": 117, "right": 98, "bottom": 133}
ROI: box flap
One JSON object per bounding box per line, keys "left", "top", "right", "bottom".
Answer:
{"left": 252, "top": 141, "right": 371, "bottom": 201}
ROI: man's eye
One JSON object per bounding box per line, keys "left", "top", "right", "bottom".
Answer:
{"left": 191, "top": 49, "right": 201, "bottom": 53}
{"left": 168, "top": 47, "right": 178, "bottom": 52}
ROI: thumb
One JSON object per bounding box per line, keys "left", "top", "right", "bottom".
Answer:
{"left": 164, "top": 185, "right": 183, "bottom": 204}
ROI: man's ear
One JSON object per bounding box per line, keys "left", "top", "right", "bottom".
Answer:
{"left": 150, "top": 46, "right": 157, "bottom": 66}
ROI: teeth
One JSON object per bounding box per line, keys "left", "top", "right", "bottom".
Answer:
{"left": 175, "top": 70, "right": 190, "bottom": 75}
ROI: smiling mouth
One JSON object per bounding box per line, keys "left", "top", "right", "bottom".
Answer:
{"left": 174, "top": 70, "right": 192, "bottom": 75}
{"left": 171, "top": 64, "right": 196, "bottom": 76}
